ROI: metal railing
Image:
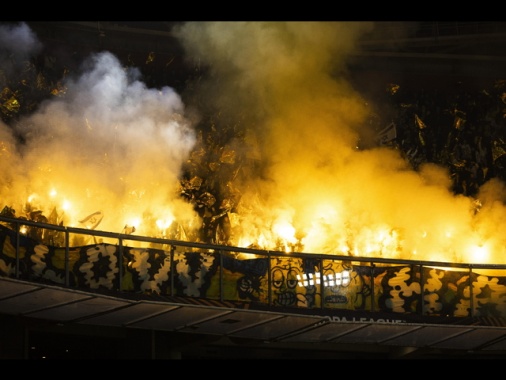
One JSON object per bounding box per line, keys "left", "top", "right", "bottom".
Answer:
{"left": 2, "top": 214, "right": 506, "bottom": 319}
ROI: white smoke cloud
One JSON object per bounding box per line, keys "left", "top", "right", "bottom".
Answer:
{"left": 0, "top": 23, "right": 198, "bottom": 236}
{"left": 0, "top": 22, "right": 41, "bottom": 75}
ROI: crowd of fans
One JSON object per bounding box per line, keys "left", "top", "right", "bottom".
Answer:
{"left": 374, "top": 79, "right": 506, "bottom": 197}
{"left": 2, "top": 41, "right": 506, "bottom": 243}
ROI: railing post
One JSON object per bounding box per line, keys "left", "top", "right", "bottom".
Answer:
{"left": 65, "top": 229, "right": 70, "bottom": 287}
{"left": 267, "top": 252, "right": 272, "bottom": 307}
{"left": 170, "top": 245, "right": 175, "bottom": 297}
{"left": 319, "top": 257, "right": 324, "bottom": 310}
{"left": 419, "top": 264, "right": 424, "bottom": 317}
{"left": 118, "top": 237, "right": 123, "bottom": 292}
{"left": 219, "top": 250, "right": 223, "bottom": 302}
{"left": 15, "top": 221, "right": 20, "bottom": 279}
{"left": 469, "top": 265, "right": 474, "bottom": 318}
{"left": 370, "top": 262, "right": 375, "bottom": 313}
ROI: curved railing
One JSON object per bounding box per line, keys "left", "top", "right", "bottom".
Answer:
{"left": 2, "top": 214, "right": 506, "bottom": 322}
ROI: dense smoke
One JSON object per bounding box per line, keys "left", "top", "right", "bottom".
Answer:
{"left": 0, "top": 23, "right": 198, "bottom": 236}
{"left": 173, "top": 22, "right": 506, "bottom": 264}
{"left": 0, "top": 22, "right": 41, "bottom": 76}
{"left": 1, "top": 21, "right": 506, "bottom": 265}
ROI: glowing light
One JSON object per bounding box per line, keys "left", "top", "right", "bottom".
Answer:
{"left": 297, "top": 270, "right": 351, "bottom": 287}
{"left": 469, "top": 243, "right": 489, "bottom": 263}
{"left": 297, "top": 273, "right": 321, "bottom": 287}
{"left": 125, "top": 217, "right": 140, "bottom": 232}
{"left": 156, "top": 214, "right": 174, "bottom": 237}
{"left": 61, "top": 200, "right": 71, "bottom": 212}
{"left": 272, "top": 220, "right": 296, "bottom": 243}
{"left": 156, "top": 219, "right": 172, "bottom": 230}
{"left": 323, "top": 271, "right": 352, "bottom": 287}
{"left": 341, "top": 270, "right": 350, "bottom": 285}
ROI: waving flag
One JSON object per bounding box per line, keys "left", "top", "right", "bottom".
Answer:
{"left": 377, "top": 122, "right": 397, "bottom": 146}
{"left": 79, "top": 211, "right": 103, "bottom": 230}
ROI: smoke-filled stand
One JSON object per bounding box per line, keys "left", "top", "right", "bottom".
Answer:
{"left": 1, "top": 21, "right": 506, "bottom": 359}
